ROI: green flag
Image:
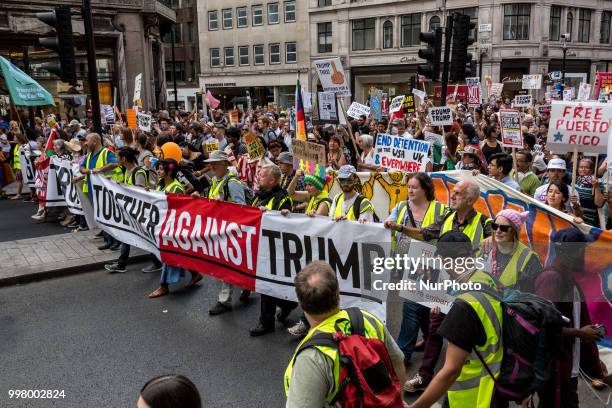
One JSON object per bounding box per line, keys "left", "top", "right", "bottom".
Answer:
{"left": 0, "top": 56, "right": 55, "bottom": 106}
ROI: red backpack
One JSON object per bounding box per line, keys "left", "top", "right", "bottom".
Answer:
{"left": 294, "top": 308, "right": 404, "bottom": 407}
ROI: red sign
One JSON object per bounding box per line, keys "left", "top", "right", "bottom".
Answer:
{"left": 159, "top": 195, "right": 263, "bottom": 291}
{"left": 434, "top": 85, "right": 468, "bottom": 102}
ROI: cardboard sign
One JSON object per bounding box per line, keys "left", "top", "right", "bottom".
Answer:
{"left": 292, "top": 139, "right": 326, "bottom": 166}
{"left": 499, "top": 109, "right": 523, "bottom": 148}
{"left": 347, "top": 102, "right": 371, "bottom": 119}
{"left": 428, "top": 106, "right": 452, "bottom": 126}
{"left": 137, "top": 112, "right": 151, "bottom": 132}
{"left": 577, "top": 83, "right": 592, "bottom": 101}
{"left": 314, "top": 58, "right": 351, "bottom": 97}
{"left": 389, "top": 95, "right": 405, "bottom": 114}
{"left": 302, "top": 91, "right": 312, "bottom": 110}
{"left": 522, "top": 74, "right": 542, "bottom": 90}
{"left": 244, "top": 133, "right": 266, "bottom": 160}
{"left": 205, "top": 141, "right": 220, "bottom": 153}
{"left": 230, "top": 110, "right": 239, "bottom": 126}
{"left": 489, "top": 83, "right": 504, "bottom": 98}
{"left": 133, "top": 73, "right": 142, "bottom": 102}
{"left": 317, "top": 91, "right": 339, "bottom": 123}
{"left": 514, "top": 94, "right": 533, "bottom": 108}
{"left": 423, "top": 131, "right": 444, "bottom": 146}
{"left": 100, "top": 104, "right": 115, "bottom": 125}
{"left": 403, "top": 94, "right": 416, "bottom": 115}
{"left": 547, "top": 101, "right": 611, "bottom": 154}
{"left": 374, "top": 134, "right": 431, "bottom": 172}
{"left": 412, "top": 88, "right": 426, "bottom": 101}
{"left": 127, "top": 108, "right": 137, "bottom": 129}
{"left": 466, "top": 77, "right": 481, "bottom": 106}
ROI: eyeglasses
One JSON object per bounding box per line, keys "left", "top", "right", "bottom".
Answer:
{"left": 491, "top": 223, "right": 512, "bottom": 232}
{"left": 338, "top": 178, "right": 353, "bottom": 185}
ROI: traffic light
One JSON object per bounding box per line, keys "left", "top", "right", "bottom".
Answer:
{"left": 417, "top": 27, "right": 442, "bottom": 81}
{"left": 36, "top": 6, "right": 76, "bottom": 84}
{"left": 450, "top": 14, "right": 476, "bottom": 82}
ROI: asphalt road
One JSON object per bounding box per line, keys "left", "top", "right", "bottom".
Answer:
{"left": 0, "top": 199, "right": 69, "bottom": 242}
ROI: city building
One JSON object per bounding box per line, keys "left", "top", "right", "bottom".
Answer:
{"left": 163, "top": 0, "right": 200, "bottom": 112}
{"left": 196, "top": 0, "right": 310, "bottom": 110}
{"left": 308, "top": 0, "right": 612, "bottom": 102}
{"left": 0, "top": 0, "right": 176, "bottom": 114}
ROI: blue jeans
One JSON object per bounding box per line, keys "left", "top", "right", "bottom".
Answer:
{"left": 117, "top": 243, "right": 130, "bottom": 268}
{"left": 396, "top": 300, "right": 430, "bottom": 363}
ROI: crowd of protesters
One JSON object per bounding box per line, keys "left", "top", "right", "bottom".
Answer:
{"left": 1, "top": 94, "right": 611, "bottom": 408}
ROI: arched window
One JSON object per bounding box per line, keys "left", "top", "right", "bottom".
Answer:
{"left": 429, "top": 16, "right": 441, "bottom": 30}
{"left": 383, "top": 20, "right": 393, "bottom": 48}
{"left": 567, "top": 12, "right": 573, "bottom": 41}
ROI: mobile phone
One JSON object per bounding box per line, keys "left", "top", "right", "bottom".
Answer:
{"left": 594, "top": 324, "right": 607, "bottom": 337}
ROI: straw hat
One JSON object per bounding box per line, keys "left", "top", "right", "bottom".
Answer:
{"left": 64, "top": 138, "right": 82, "bottom": 152}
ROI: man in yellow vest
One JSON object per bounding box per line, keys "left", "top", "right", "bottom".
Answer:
{"left": 329, "top": 165, "right": 374, "bottom": 223}
{"left": 407, "top": 231, "right": 503, "bottom": 408}
{"left": 285, "top": 261, "right": 406, "bottom": 406}
{"left": 400, "top": 180, "right": 492, "bottom": 254}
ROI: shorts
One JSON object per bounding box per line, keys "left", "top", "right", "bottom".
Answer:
{"left": 14, "top": 169, "right": 22, "bottom": 182}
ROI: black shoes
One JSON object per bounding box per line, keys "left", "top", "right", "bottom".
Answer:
{"left": 239, "top": 289, "right": 251, "bottom": 303}
{"left": 249, "top": 322, "right": 274, "bottom": 337}
{"left": 97, "top": 242, "right": 112, "bottom": 250}
{"left": 209, "top": 302, "right": 232, "bottom": 316}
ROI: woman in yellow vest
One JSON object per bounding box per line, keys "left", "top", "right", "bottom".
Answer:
{"left": 287, "top": 168, "right": 332, "bottom": 217}
{"left": 486, "top": 209, "right": 542, "bottom": 292}
{"left": 148, "top": 159, "right": 202, "bottom": 298}
{"left": 384, "top": 172, "right": 448, "bottom": 367}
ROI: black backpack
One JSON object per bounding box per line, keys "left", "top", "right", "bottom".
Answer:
{"left": 353, "top": 194, "right": 380, "bottom": 223}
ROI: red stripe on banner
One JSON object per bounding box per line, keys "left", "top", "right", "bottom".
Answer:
{"left": 159, "top": 195, "right": 262, "bottom": 291}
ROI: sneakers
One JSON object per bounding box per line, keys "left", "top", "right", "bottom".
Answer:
{"left": 110, "top": 242, "right": 121, "bottom": 251}
{"left": 239, "top": 289, "right": 251, "bottom": 302}
{"left": 403, "top": 374, "right": 428, "bottom": 393}
{"left": 209, "top": 302, "right": 232, "bottom": 316}
{"left": 98, "top": 243, "right": 112, "bottom": 250}
{"left": 141, "top": 264, "right": 162, "bottom": 273}
{"left": 249, "top": 322, "right": 275, "bottom": 337}
{"left": 105, "top": 262, "right": 127, "bottom": 273}
{"left": 287, "top": 320, "right": 309, "bottom": 337}
{"left": 60, "top": 216, "right": 74, "bottom": 227}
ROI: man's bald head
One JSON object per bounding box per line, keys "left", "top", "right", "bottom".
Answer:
{"left": 294, "top": 261, "right": 340, "bottom": 316}
{"left": 451, "top": 180, "right": 480, "bottom": 211}
{"left": 86, "top": 132, "right": 102, "bottom": 150}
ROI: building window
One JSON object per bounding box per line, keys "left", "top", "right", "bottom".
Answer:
{"left": 268, "top": 3, "right": 279, "bottom": 24}
{"left": 162, "top": 24, "right": 181, "bottom": 43}
{"left": 183, "top": 0, "right": 192, "bottom": 7}
{"left": 578, "top": 9, "right": 591, "bottom": 43}
{"left": 401, "top": 13, "right": 421, "bottom": 47}
{"left": 383, "top": 20, "right": 393, "bottom": 48}
{"left": 318, "top": 22, "right": 332, "bottom": 53}
{"left": 222, "top": 9, "right": 232, "bottom": 29}
{"left": 210, "top": 48, "right": 220, "bottom": 67}
{"left": 284, "top": 1, "right": 296, "bottom": 23}
{"left": 208, "top": 10, "right": 218, "bottom": 30}
{"left": 503, "top": 4, "right": 530, "bottom": 40}
{"left": 189, "top": 61, "right": 196, "bottom": 81}
{"left": 237, "top": 7, "right": 248, "bottom": 27}
{"left": 252, "top": 5, "right": 263, "bottom": 26}
{"left": 186, "top": 22, "right": 194, "bottom": 43}
{"left": 254, "top": 45, "right": 265, "bottom": 65}
{"left": 224, "top": 47, "right": 234, "bottom": 66}
{"left": 269, "top": 43, "right": 281, "bottom": 64}
{"left": 429, "top": 16, "right": 441, "bottom": 30}
{"left": 602, "top": 11, "right": 611, "bottom": 43}
{"left": 550, "top": 6, "right": 561, "bottom": 41}
{"left": 165, "top": 62, "right": 185, "bottom": 82}
{"left": 285, "top": 42, "right": 297, "bottom": 63}
{"left": 567, "top": 12, "right": 573, "bottom": 41}
{"left": 239, "top": 46, "right": 249, "bottom": 66}
{"left": 352, "top": 18, "right": 375, "bottom": 51}
{"left": 450, "top": 8, "right": 478, "bottom": 41}
{"left": 318, "top": 0, "right": 331, "bottom": 6}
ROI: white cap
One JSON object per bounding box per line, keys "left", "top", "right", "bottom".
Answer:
{"left": 547, "top": 158, "right": 566, "bottom": 170}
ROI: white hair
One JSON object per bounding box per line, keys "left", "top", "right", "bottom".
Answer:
{"left": 359, "top": 134, "right": 374, "bottom": 148}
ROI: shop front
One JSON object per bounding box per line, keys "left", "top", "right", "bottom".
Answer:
{"left": 350, "top": 65, "right": 417, "bottom": 103}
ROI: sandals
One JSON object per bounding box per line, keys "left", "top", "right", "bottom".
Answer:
{"left": 148, "top": 286, "right": 169, "bottom": 298}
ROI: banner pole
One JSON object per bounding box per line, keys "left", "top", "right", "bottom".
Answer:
{"left": 593, "top": 154, "right": 599, "bottom": 195}
{"left": 571, "top": 146, "right": 579, "bottom": 197}
{"left": 512, "top": 147, "right": 519, "bottom": 183}
{"left": 337, "top": 96, "right": 359, "bottom": 154}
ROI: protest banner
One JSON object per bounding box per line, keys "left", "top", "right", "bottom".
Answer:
{"left": 577, "top": 83, "right": 592, "bottom": 101}
{"left": 595, "top": 72, "right": 612, "bottom": 102}
{"left": 423, "top": 131, "right": 443, "bottom": 146}
{"left": 374, "top": 133, "right": 431, "bottom": 172}
{"left": 370, "top": 95, "right": 382, "bottom": 120}
{"left": 547, "top": 100, "right": 611, "bottom": 154}
{"left": 434, "top": 85, "right": 468, "bottom": 103}
{"left": 389, "top": 95, "right": 405, "bottom": 114}
{"left": 133, "top": 73, "right": 142, "bottom": 102}
{"left": 412, "top": 88, "right": 426, "bottom": 101}
{"left": 347, "top": 101, "right": 371, "bottom": 119}
{"left": 513, "top": 94, "right": 532, "bottom": 108}
{"left": 90, "top": 174, "right": 167, "bottom": 258}
{"left": 292, "top": 139, "right": 326, "bottom": 167}
{"left": 101, "top": 105, "right": 115, "bottom": 125}
{"left": 137, "top": 112, "right": 152, "bottom": 132}
{"left": 428, "top": 106, "right": 452, "bottom": 126}
{"left": 205, "top": 140, "right": 220, "bottom": 153}
{"left": 18, "top": 146, "right": 37, "bottom": 187}
{"left": 466, "top": 77, "right": 481, "bottom": 106}
{"left": 403, "top": 94, "right": 416, "bottom": 115}
{"left": 46, "top": 157, "right": 83, "bottom": 214}
{"left": 314, "top": 58, "right": 351, "bottom": 97}
{"left": 522, "top": 74, "right": 542, "bottom": 90}
{"left": 499, "top": 109, "right": 523, "bottom": 148}
{"left": 244, "top": 133, "right": 265, "bottom": 160}
{"left": 317, "top": 91, "right": 339, "bottom": 123}
{"left": 489, "top": 83, "right": 504, "bottom": 98}
{"left": 127, "top": 109, "right": 137, "bottom": 129}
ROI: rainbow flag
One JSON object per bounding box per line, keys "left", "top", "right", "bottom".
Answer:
{"left": 295, "top": 79, "right": 306, "bottom": 141}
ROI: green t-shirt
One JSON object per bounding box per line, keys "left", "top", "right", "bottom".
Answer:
{"left": 511, "top": 170, "right": 540, "bottom": 197}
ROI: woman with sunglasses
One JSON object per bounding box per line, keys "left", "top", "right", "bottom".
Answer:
{"left": 488, "top": 209, "right": 542, "bottom": 292}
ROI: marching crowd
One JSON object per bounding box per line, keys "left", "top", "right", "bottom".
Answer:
{"left": 1, "top": 96, "right": 611, "bottom": 408}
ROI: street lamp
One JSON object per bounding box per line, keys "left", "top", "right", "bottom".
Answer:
{"left": 561, "top": 33, "right": 570, "bottom": 92}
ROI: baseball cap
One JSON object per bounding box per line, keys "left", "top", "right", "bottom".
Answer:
{"left": 547, "top": 158, "right": 566, "bottom": 170}
{"left": 277, "top": 152, "right": 293, "bottom": 165}
{"left": 203, "top": 150, "right": 230, "bottom": 163}
{"left": 337, "top": 165, "right": 357, "bottom": 180}
{"left": 0, "top": 134, "right": 7, "bottom": 142}
{"left": 70, "top": 119, "right": 81, "bottom": 126}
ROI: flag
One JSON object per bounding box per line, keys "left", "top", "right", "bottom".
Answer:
{"left": 206, "top": 90, "right": 220, "bottom": 109}
{"left": 44, "top": 117, "right": 59, "bottom": 156}
{"left": 0, "top": 56, "right": 55, "bottom": 106}
{"left": 295, "top": 79, "right": 306, "bottom": 141}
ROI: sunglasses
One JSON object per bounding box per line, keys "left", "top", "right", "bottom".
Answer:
{"left": 338, "top": 178, "right": 353, "bottom": 185}
{"left": 491, "top": 223, "right": 512, "bottom": 232}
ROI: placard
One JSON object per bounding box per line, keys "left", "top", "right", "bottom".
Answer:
{"left": 374, "top": 133, "right": 431, "bottom": 172}
{"left": 314, "top": 58, "right": 351, "bottom": 97}
{"left": 489, "top": 83, "right": 504, "bottom": 98}
{"left": 547, "top": 101, "right": 611, "bottom": 154}
{"left": 428, "top": 106, "right": 452, "bottom": 126}
{"left": 499, "top": 109, "right": 523, "bottom": 148}
{"left": 513, "top": 94, "right": 532, "bottom": 108}
{"left": 133, "top": 73, "right": 142, "bottom": 102}
{"left": 127, "top": 108, "right": 137, "bottom": 129}
{"left": 347, "top": 102, "right": 371, "bottom": 119}
{"left": 371, "top": 95, "right": 382, "bottom": 121}
{"left": 389, "top": 95, "right": 405, "bottom": 114}
{"left": 563, "top": 89, "right": 573, "bottom": 101}
{"left": 403, "top": 94, "right": 416, "bottom": 115}
{"left": 137, "top": 112, "right": 151, "bottom": 132}
{"left": 595, "top": 72, "right": 612, "bottom": 102}
{"left": 423, "top": 131, "right": 444, "bottom": 146}
{"left": 412, "top": 88, "right": 426, "bottom": 101}
{"left": 244, "top": 133, "right": 266, "bottom": 160}
{"left": 577, "top": 83, "right": 592, "bottom": 101}
{"left": 317, "top": 91, "right": 339, "bottom": 124}
{"left": 522, "top": 74, "right": 542, "bottom": 90}
{"left": 205, "top": 141, "right": 220, "bottom": 153}
{"left": 292, "top": 139, "right": 326, "bottom": 166}
{"left": 101, "top": 104, "right": 115, "bottom": 125}
{"left": 466, "top": 77, "right": 481, "bottom": 106}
